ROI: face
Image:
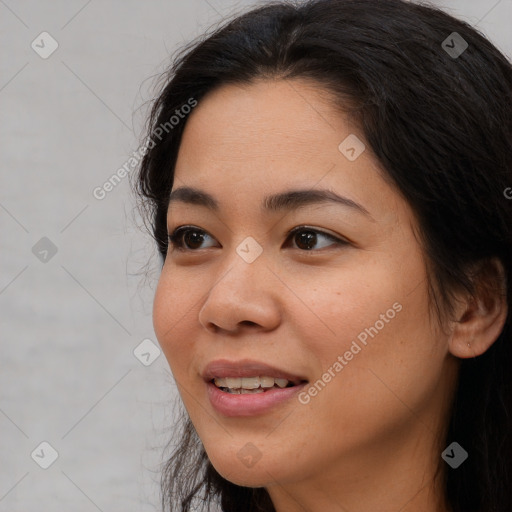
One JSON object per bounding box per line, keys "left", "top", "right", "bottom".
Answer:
{"left": 153, "top": 79, "right": 458, "bottom": 495}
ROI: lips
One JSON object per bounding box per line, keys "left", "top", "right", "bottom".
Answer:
{"left": 202, "top": 359, "right": 308, "bottom": 416}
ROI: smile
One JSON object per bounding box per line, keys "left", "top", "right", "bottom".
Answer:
{"left": 202, "top": 359, "right": 308, "bottom": 416}
{"left": 212, "top": 376, "right": 295, "bottom": 394}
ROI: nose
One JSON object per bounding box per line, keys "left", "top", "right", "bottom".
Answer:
{"left": 198, "top": 253, "right": 282, "bottom": 335}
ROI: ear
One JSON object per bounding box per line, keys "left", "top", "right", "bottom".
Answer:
{"left": 448, "top": 258, "right": 508, "bottom": 359}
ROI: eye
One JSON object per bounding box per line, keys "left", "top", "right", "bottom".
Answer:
{"left": 167, "top": 225, "right": 348, "bottom": 253}
{"left": 168, "top": 226, "right": 218, "bottom": 251}
{"left": 285, "top": 226, "right": 348, "bottom": 251}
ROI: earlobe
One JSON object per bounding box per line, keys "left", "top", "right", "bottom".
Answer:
{"left": 448, "top": 258, "right": 508, "bottom": 359}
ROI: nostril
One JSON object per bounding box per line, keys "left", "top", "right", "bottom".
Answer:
{"left": 240, "top": 320, "right": 258, "bottom": 327}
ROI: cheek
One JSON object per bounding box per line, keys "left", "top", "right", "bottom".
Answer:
{"left": 292, "top": 252, "right": 438, "bottom": 412}
{"left": 284, "top": 252, "right": 423, "bottom": 353}
{"left": 152, "top": 267, "right": 199, "bottom": 376}
{"left": 300, "top": 279, "right": 441, "bottom": 438}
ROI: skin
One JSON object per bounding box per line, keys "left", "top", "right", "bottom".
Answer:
{"left": 152, "top": 78, "right": 507, "bottom": 512}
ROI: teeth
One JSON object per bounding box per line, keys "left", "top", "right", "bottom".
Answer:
{"left": 213, "top": 376, "right": 292, "bottom": 391}
{"left": 259, "top": 376, "right": 275, "bottom": 388}
{"left": 274, "top": 378, "right": 289, "bottom": 388}
{"left": 225, "top": 377, "right": 242, "bottom": 389}
{"left": 241, "top": 377, "right": 260, "bottom": 389}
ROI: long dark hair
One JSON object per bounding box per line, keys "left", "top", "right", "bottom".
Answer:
{"left": 133, "top": 1, "right": 512, "bottom": 510}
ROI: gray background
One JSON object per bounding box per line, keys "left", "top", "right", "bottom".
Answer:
{"left": 1, "top": 0, "right": 510, "bottom": 511}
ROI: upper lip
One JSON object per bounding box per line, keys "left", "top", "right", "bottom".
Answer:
{"left": 202, "top": 359, "right": 308, "bottom": 385}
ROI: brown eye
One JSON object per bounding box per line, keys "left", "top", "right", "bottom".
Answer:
{"left": 294, "top": 230, "right": 317, "bottom": 250}
{"left": 168, "top": 227, "right": 218, "bottom": 251}
{"left": 183, "top": 230, "right": 206, "bottom": 249}
{"left": 287, "top": 227, "right": 347, "bottom": 251}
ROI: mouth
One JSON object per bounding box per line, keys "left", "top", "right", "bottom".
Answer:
{"left": 211, "top": 375, "right": 302, "bottom": 394}
{"left": 202, "top": 359, "right": 309, "bottom": 416}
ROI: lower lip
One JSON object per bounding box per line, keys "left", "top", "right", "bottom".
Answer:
{"left": 206, "top": 381, "right": 307, "bottom": 417}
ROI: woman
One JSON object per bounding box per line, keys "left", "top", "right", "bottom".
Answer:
{"left": 134, "top": 0, "right": 512, "bottom": 510}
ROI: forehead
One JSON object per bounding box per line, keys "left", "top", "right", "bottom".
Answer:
{"left": 177, "top": 79, "right": 345, "bottom": 163}
{"left": 172, "top": 79, "right": 406, "bottom": 227}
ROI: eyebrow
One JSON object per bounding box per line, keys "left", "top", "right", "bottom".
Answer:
{"left": 168, "top": 186, "right": 373, "bottom": 218}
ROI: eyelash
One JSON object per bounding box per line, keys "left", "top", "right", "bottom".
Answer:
{"left": 167, "top": 225, "right": 348, "bottom": 253}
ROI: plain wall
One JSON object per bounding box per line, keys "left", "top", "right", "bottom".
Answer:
{"left": 1, "top": 0, "right": 510, "bottom": 510}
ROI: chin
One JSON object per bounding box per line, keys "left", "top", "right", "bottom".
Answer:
{"left": 205, "top": 445, "right": 280, "bottom": 488}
